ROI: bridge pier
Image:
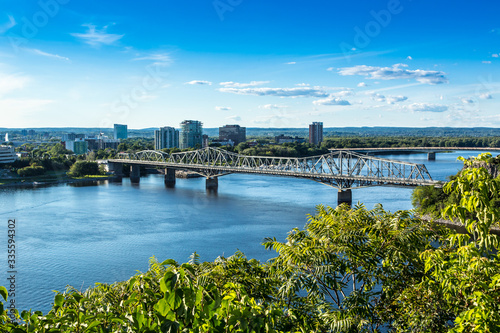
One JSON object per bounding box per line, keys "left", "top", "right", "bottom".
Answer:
{"left": 130, "top": 165, "right": 141, "bottom": 184}
{"left": 206, "top": 177, "right": 218, "bottom": 192}
{"left": 107, "top": 162, "right": 123, "bottom": 178}
{"left": 164, "top": 168, "right": 176, "bottom": 188}
{"left": 427, "top": 152, "right": 436, "bottom": 161}
{"left": 338, "top": 189, "right": 352, "bottom": 206}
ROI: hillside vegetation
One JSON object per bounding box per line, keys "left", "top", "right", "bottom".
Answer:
{"left": 1, "top": 154, "right": 499, "bottom": 332}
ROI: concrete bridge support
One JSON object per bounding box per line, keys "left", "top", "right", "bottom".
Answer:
{"left": 130, "top": 165, "right": 141, "bottom": 184}
{"left": 338, "top": 189, "right": 352, "bottom": 206}
{"left": 107, "top": 162, "right": 123, "bottom": 178}
{"left": 206, "top": 177, "right": 218, "bottom": 192}
{"left": 427, "top": 152, "right": 436, "bottom": 161}
{"left": 164, "top": 168, "right": 176, "bottom": 188}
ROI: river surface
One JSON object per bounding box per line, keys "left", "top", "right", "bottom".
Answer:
{"left": 0, "top": 150, "right": 495, "bottom": 313}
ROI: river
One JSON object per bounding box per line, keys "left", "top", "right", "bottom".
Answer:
{"left": 0, "top": 150, "right": 495, "bottom": 313}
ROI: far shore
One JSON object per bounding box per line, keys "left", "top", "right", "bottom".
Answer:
{"left": 0, "top": 175, "right": 119, "bottom": 189}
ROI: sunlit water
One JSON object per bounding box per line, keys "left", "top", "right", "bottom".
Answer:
{"left": 0, "top": 150, "right": 494, "bottom": 313}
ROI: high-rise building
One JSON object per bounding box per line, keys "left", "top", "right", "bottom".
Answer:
{"left": 114, "top": 124, "right": 128, "bottom": 140}
{"left": 179, "top": 120, "right": 203, "bottom": 149}
{"left": 219, "top": 125, "right": 246, "bottom": 145}
{"left": 154, "top": 127, "right": 179, "bottom": 150}
{"left": 309, "top": 122, "right": 323, "bottom": 145}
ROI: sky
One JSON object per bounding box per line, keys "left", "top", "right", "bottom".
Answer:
{"left": 0, "top": 0, "right": 499, "bottom": 129}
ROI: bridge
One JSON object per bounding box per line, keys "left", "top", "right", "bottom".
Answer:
{"left": 333, "top": 147, "right": 500, "bottom": 160}
{"left": 103, "top": 147, "right": 440, "bottom": 205}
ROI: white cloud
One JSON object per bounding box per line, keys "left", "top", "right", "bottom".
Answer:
{"left": 0, "top": 98, "right": 53, "bottom": 112}
{"left": 296, "top": 83, "right": 310, "bottom": 87}
{"left": 406, "top": 56, "right": 413, "bottom": 60}
{"left": 286, "top": 62, "right": 296, "bottom": 65}
{"left": 0, "top": 73, "right": 30, "bottom": 96}
{"left": 219, "top": 81, "right": 269, "bottom": 88}
{"left": 386, "top": 95, "right": 408, "bottom": 104}
{"left": 492, "top": 54, "right": 499, "bottom": 58}
{"left": 185, "top": 80, "right": 212, "bottom": 85}
{"left": 226, "top": 115, "right": 242, "bottom": 122}
{"left": 259, "top": 104, "right": 288, "bottom": 110}
{"left": 479, "top": 93, "right": 493, "bottom": 99}
{"left": 483, "top": 61, "right": 492, "bottom": 64}
{"left": 133, "top": 52, "right": 171, "bottom": 66}
{"left": 219, "top": 86, "right": 329, "bottom": 98}
{"left": 368, "top": 92, "right": 385, "bottom": 102}
{"left": 26, "top": 48, "right": 70, "bottom": 62}
{"left": 338, "top": 64, "right": 448, "bottom": 85}
{"left": 0, "top": 15, "right": 16, "bottom": 34}
{"left": 71, "top": 24, "right": 124, "bottom": 47}
{"left": 461, "top": 98, "right": 474, "bottom": 104}
{"left": 215, "top": 106, "right": 231, "bottom": 111}
{"left": 408, "top": 103, "right": 448, "bottom": 112}
{"left": 333, "top": 90, "right": 354, "bottom": 97}
{"left": 313, "top": 96, "right": 351, "bottom": 106}
{"left": 357, "top": 82, "right": 368, "bottom": 87}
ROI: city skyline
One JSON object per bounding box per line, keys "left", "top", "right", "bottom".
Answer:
{"left": 1, "top": 1, "right": 499, "bottom": 128}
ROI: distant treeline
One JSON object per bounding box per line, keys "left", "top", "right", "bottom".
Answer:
{"left": 224, "top": 136, "right": 500, "bottom": 158}
{"left": 322, "top": 136, "right": 500, "bottom": 149}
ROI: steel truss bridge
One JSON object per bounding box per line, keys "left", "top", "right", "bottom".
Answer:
{"left": 107, "top": 147, "right": 439, "bottom": 191}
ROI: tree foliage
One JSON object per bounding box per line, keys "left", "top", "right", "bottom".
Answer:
{"left": 1, "top": 154, "right": 500, "bottom": 332}
{"left": 67, "top": 161, "right": 103, "bottom": 177}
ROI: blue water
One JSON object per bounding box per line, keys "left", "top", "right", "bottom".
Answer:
{"left": 0, "top": 150, "right": 494, "bottom": 313}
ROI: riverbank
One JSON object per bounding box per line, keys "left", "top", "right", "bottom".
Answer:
{"left": 0, "top": 175, "right": 118, "bottom": 188}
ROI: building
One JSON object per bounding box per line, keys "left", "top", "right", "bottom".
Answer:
{"left": 179, "top": 120, "right": 203, "bottom": 149}
{"left": 65, "top": 139, "right": 88, "bottom": 155}
{"left": 83, "top": 135, "right": 119, "bottom": 151}
{"left": 62, "top": 133, "right": 77, "bottom": 141}
{"left": 202, "top": 134, "right": 209, "bottom": 148}
{"left": 114, "top": 124, "right": 128, "bottom": 140}
{"left": 211, "top": 139, "right": 234, "bottom": 147}
{"left": 154, "top": 126, "right": 179, "bottom": 150}
{"left": 274, "top": 134, "right": 306, "bottom": 144}
{"left": 309, "top": 122, "right": 323, "bottom": 145}
{"left": 0, "top": 145, "right": 17, "bottom": 164}
{"left": 219, "top": 125, "right": 246, "bottom": 145}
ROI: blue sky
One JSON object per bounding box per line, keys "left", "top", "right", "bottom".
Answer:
{"left": 0, "top": 0, "right": 499, "bottom": 129}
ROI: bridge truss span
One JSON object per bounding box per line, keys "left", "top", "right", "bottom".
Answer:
{"left": 112, "top": 147, "right": 439, "bottom": 190}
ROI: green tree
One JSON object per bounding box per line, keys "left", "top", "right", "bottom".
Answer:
{"left": 67, "top": 161, "right": 102, "bottom": 177}
{"left": 264, "top": 203, "right": 446, "bottom": 332}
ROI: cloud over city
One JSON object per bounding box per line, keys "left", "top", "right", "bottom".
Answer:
{"left": 408, "top": 103, "right": 448, "bottom": 112}
{"left": 185, "top": 80, "right": 212, "bottom": 85}
{"left": 338, "top": 64, "right": 448, "bottom": 85}
{"left": 219, "top": 81, "right": 269, "bottom": 88}
{"left": 71, "top": 24, "right": 124, "bottom": 47}
{"left": 219, "top": 86, "right": 330, "bottom": 98}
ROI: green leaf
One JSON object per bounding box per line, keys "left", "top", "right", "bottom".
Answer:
{"left": 54, "top": 294, "right": 64, "bottom": 307}
{"left": 86, "top": 320, "right": 101, "bottom": 330}
{"left": 154, "top": 298, "right": 170, "bottom": 317}
{"left": 0, "top": 286, "right": 7, "bottom": 301}
{"left": 160, "top": 259, "right": 178, "bottom": 267}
